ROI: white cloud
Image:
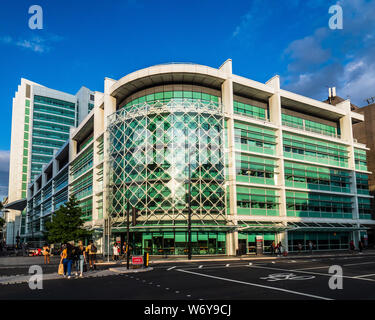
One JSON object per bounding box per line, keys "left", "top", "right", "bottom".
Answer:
{"left": 282, "top": 0, "right": 375, "bottom": 106}
{"left": 0, "top": 151, "right": 9, "bottom": 199}
{"left": 341, "top": 59, "right": 375, "bottom": 103}
{"left": 0, "top": 34, "right": 63, "bottom": 53}
{"left": 0, "top": 150, "right": 10, "bottom": 172}
{"left": 232, "top": 12, "right": 252, "bottom": 38}
{"left": 284, "top": 28, "right": 331, "bottom": 72}
{"left": 16, "top": 38, "right": 47, "bottom": 53}
{"left": 231, "top": 0, "right": 272, "bottom": 40}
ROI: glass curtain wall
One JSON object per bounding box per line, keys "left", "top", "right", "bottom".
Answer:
{"left": 108, "top": 95, "right": 227, "bottom": 254}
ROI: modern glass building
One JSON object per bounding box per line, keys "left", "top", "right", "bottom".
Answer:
{"left": 24, "top": 61, "right": 375, "bottom": 254}
{"left": 6, "top": 79, "right": 94, "bottom": 245}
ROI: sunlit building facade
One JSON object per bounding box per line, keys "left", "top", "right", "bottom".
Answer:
{"left": 25, "top": 61, "right": 375, "bottom": 254}
{"left": 6, "top": 79, "right": 94, "bottom": 245}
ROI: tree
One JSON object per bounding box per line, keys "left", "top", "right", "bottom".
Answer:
{"left": 44, "top": 196, "right": 92, "bottom": 244}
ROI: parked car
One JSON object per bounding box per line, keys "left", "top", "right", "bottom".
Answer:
{"left": 28, "top": 248, "right": 42, "bottom": 256}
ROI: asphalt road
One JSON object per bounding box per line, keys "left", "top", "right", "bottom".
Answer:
{"left": 1, "top": 255, "right": 375, "bottom": 300}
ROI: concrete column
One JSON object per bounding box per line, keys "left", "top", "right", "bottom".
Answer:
{"left": 266, "top": 76, "right": 288, "bottom": 250}
{"left": 278, "top": 230, "right": 288, "bottom": 254}
{"left": 220, "top": 60, "right": 237, "bottom": 256}
{"left": 337, "top": 100, "right": 361, "bottom": 246}
{"left": 102, "top": 78, "right": 117, "bottom": 222}
{"left": 101, "top": 79, "right": 117, "bottom": 256}
{"left": 52, "top": 157, "right": 59, "bottom": 176}
{"left": 92, "top": 120, "right": 99, "bottom": 224}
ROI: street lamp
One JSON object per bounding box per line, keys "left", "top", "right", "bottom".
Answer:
{"left": 187, "top": 148, "right": 194, "bottom": 260}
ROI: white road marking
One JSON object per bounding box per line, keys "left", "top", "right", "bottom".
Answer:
{"left": 176, "top": 269, "right": 332, "bottom": 300}
{"left": 343, "top": 261, "right": 375, "bottom": 267}
{"left": 295, "top": 266, "right": 330, "bottom": 271}
{"left": 198, "top": 265, "right": 203, "bottom": 269}
{"left": 167, "top": 266, "right": 176, "bottom": 271}
{"left": 260, "top": 273, "right": 315, "bottom": 281}
{"left": 226, "top": 264, "right": 230, "bottom": 267}
{"left": 248, "top": 265, "right": 375, "bottom": 282}
{"left": 181, "top": 264, "right": 260, "bottom": 271}
{"left": 353, "top": 273, "right": 375, "bottom": 279}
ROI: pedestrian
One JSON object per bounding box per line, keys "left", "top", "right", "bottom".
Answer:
{"left": 60, "top": 243, "right": 74, "bottom": 279}
{"left": 298, "top": 242, "right": 302, "bottom": 254}
{"left": 359, "top": 240, "right": 363, "bottom": 253}
{"left": 277, "top": 242, "right": 282, "bottom": 255}
{"left": 308, "top": 241, "right": 313, "bottom": 254}
{"left": 42, "top": 243, "right": 50, "bottom": 264}
{"left": 86, "top": 240, "right": 97, "bottom": 270}
{"left": 113, "top": 243, "right": 120, "bottom": 261}
{"left": 75, "top": 241, "right": 86, "bottom": 277}
{"left": 270, "top": 241, "right": 275, "bottom": 255}
{"left": 349, "top": 240, "right": 355, "bottom": 253}
{"left": 122, "top": 242, "right": 127, "bottom": 260}
{"left": 72, "top": 245, "right": 79, "bottom": 276}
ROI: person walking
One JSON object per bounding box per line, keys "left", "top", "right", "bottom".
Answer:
{"left": 121, "top": 242, "right": 127, "bottom": 260}
{"left": 349, "top": 240, "right": 355, "bottom": 254}
{"left": 308, "top": 241, "right": 313, "bottom": 254}
{"left": 86, "top": 240, "right": 97, "bottom": 270}
{"left": 72, "top": 245, "right": 79, "bottom": 276}
{"left": 42, "top": 243, "right": 50, "bottom": 264}
{"left": 270, "top": 241, "right": 275, "bottom": 255}
{"left": 113, "top": 243, "right": 120, "bottom": 261}
{"left": 60, "top": 243, "right": 74, "bottom": 279}
{"left": 359, "top": 240, "right": 363, "bottom": 253}
{"left": 278, "top": 242, "right": 283, "bottom": 255}
{"left": 75, "top": 241, "right": 86, "bottom": 277}
{"left": 297, "top": 242, "right": 302, "bottom": 254}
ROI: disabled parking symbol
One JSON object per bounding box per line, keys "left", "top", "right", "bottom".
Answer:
{"left": 260, "top": 273, "right": 315, "bottom": 282}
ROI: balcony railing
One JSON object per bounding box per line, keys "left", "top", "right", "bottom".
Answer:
{"left": 282, "top": 121, "right": 341, "bottom": 139}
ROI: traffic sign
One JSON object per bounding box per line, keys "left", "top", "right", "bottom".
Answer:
{"left": 132, "top": 256, "right": 144, "bottom": 265}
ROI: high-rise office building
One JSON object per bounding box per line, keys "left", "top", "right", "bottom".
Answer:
{"left": 5, "top": 79, "right": 94, "bottom": 245}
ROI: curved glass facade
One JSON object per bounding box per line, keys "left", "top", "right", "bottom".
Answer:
{"left": 108, "top": 97, "right": 227, "bottom": 254}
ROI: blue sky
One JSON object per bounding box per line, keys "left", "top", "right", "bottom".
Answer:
{"left": 0, "top": 0, "right": 374, "bottom": 198}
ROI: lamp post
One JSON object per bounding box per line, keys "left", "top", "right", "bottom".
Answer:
{"left": 126, "top": 201, "right": 130, "bottom": 269}
{"left": 187, "top": 148, "right": 192, "bottom": 260}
